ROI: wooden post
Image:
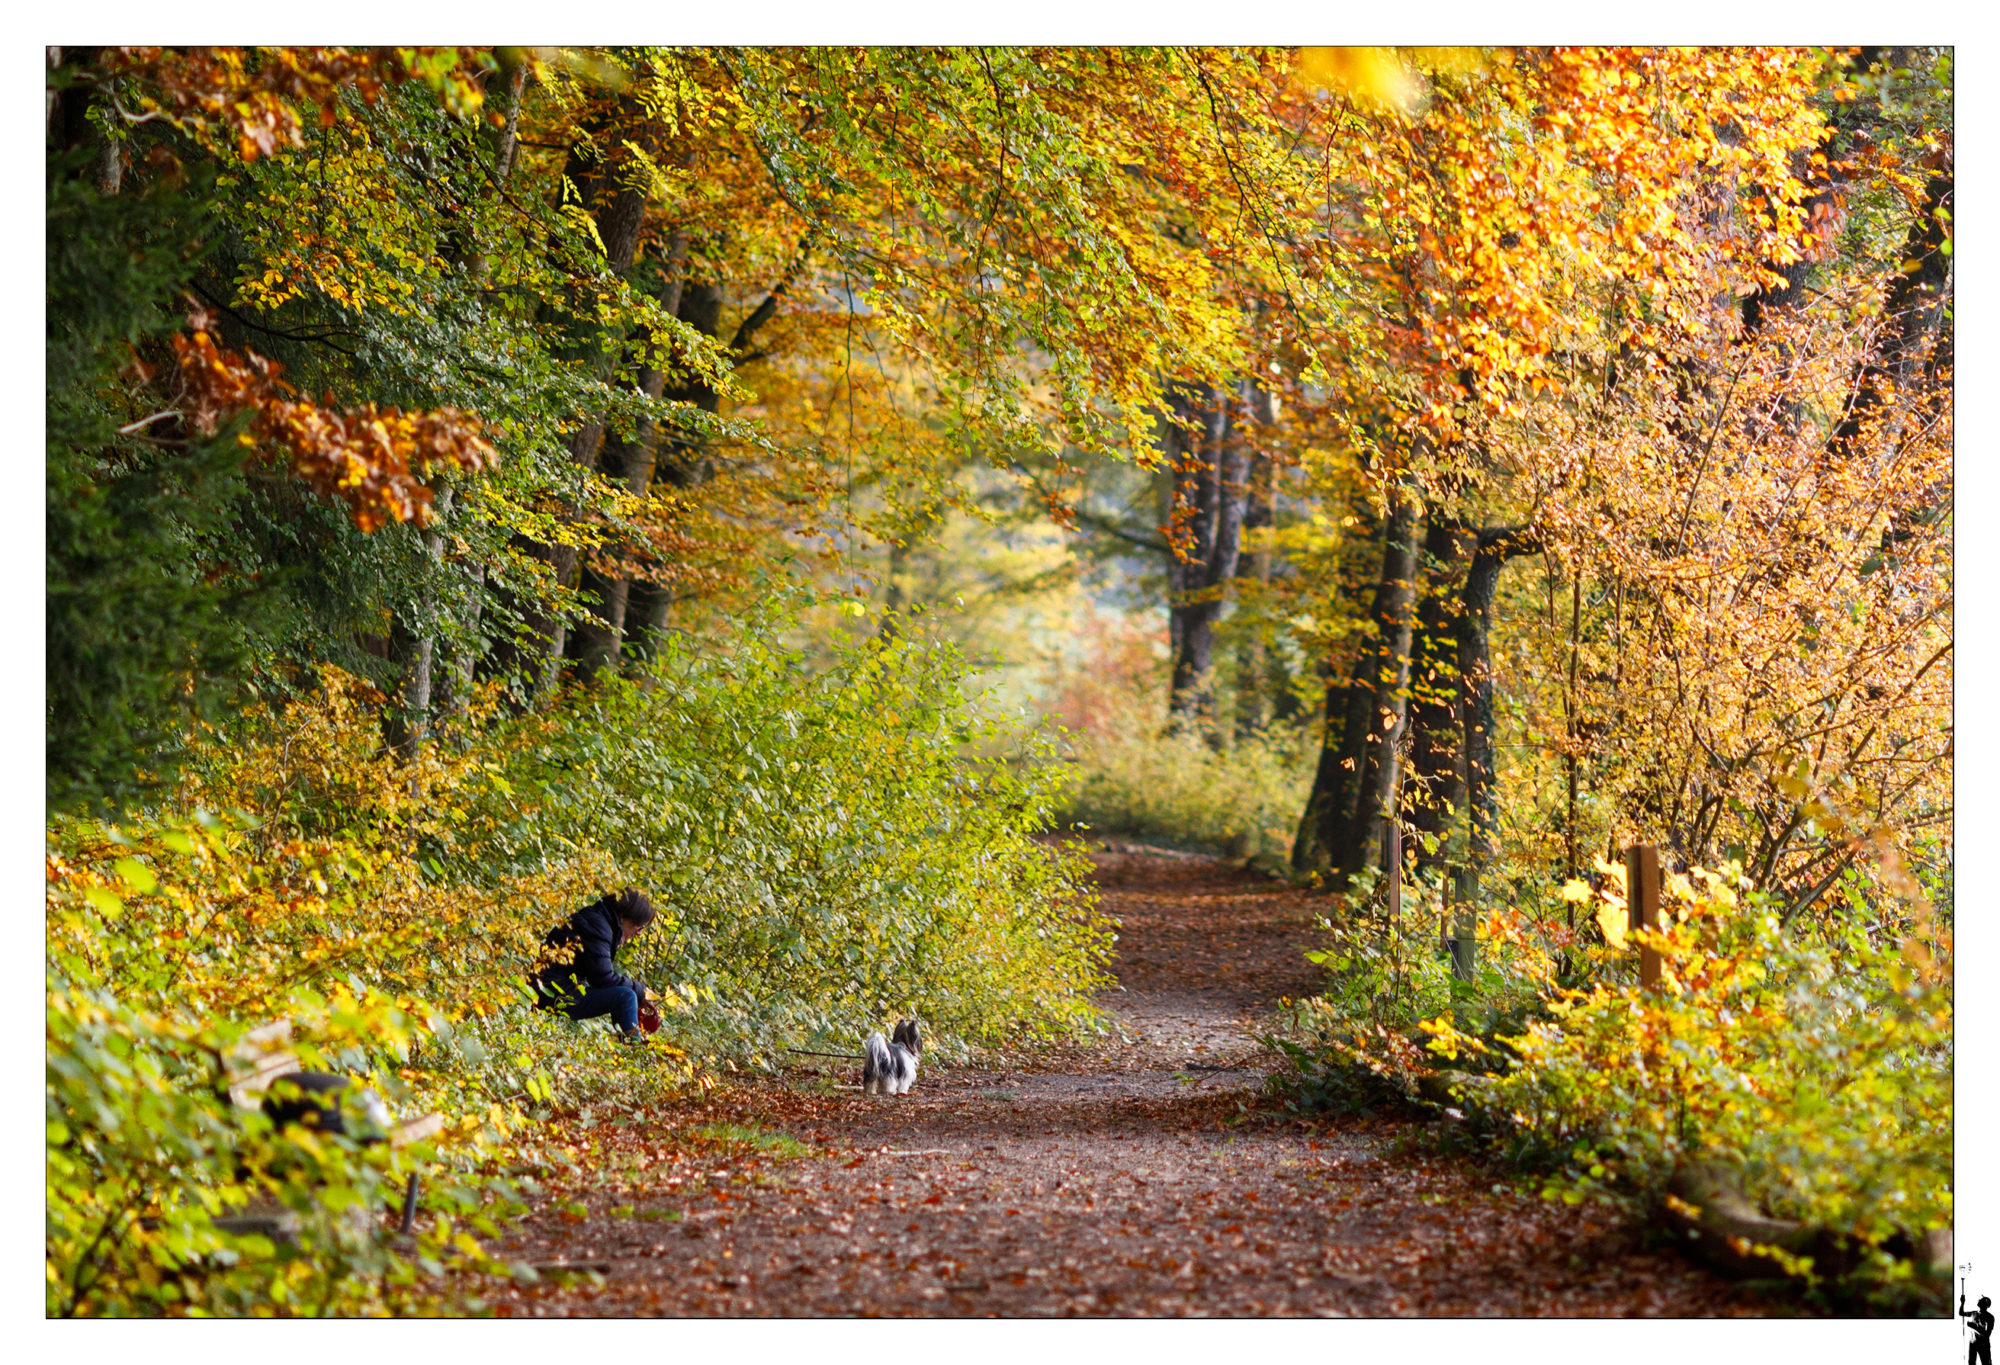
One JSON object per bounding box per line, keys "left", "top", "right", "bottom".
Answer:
{"left": 1449, "top": 862, "right": 1477, "bottom": 982}
{"left": 1439, "top": 864, "right": 1452, "bottom": 958}
{"left": 1386, "top": 823, "right": 1402, "bottom": 1000}
{"left": 1385, "top": 823, "right": 1402, "bottom": 933}
{"left": 1625, "top": 844, "right": 1662, "bottom": 989}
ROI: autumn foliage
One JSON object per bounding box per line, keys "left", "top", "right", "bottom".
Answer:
{"left": 99, "top": 46, "right": 482, "bottom": 161}
{"left": 47, "top": 43, "right": 1948, "bottom": 1315}
{"left": 163, "top": 309, "right": 493, "bottom": 530}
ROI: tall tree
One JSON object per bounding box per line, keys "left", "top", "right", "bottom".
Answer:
{"left": 1164, "top": 383, "right": 1252, "bottom": 728}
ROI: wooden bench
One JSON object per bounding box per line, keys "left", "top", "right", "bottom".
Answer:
{"left": 216, "top": 1021, "right": 444, "bottom": 1243}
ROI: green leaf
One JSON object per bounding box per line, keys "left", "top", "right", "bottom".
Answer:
{"left": 112, "top": 858, "right": 157, "bottom": 894}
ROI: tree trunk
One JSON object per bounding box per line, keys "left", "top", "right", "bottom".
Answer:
{"left": 1404, "top": 518, "right": 1475, "bottom": 872}
{"left": 512, "top": 108, "right": 654, "bottom": 698}
{"left": 1291, "top": 676, "right": 1374, "bottom": 877}
{"left": 432, "top": 560, "right": 484, "bottom": 734}
{"left": 625, "top": 275, "right": 724, "bottom": 668}
{"left": 1456, "top": 526, "right": 1538, "bottom": 912}
{"left": 1166, "top": 383, "right": 1251, "bottom": 733}
{"left": 383, "top": 488, "right": 454, "bottom": 758}
{"left": 388, "top": 58, "right": 528, "bottom": 746}
{"left": 1332, "top": 490, "right": 1421, "bottom": 886}
{"left": 536, "top": 192, "right": 647, "bottom": 691}
{"left": 624, "top": 236, "right": 813, "bottom": 672}
{"left": 1447, "top": 529, "right": 1515, "bottom": 978}
{"left": 1828, "top": 161, "right": 1953, "bottom": 462}
{"left": 1162, "top": 384, "right": 1206, "bottom": 720}
{"left": 1289, "top": 496, "right": 1383, "bottom": 876}
{"left": 1165, "top": 448, "right": 1186, "bottom": 673}
{"left": 571, "top": 230, "right": 688, "bottom": 682}
{"left": 1234, "top": 376, "right": 1276, "bottom": 739}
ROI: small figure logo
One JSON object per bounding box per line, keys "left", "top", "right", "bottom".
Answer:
{"left": 1963, "top": 1281, "right": 1994, "bottom": 1365}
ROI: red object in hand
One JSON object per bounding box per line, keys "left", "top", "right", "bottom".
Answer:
{"left": 637, "top": 1000, "right": 661, "bottom": 1035}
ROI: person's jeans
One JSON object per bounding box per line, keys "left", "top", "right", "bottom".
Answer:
{"left": 561, "top": 984, "right": 640, "bottom": 1035}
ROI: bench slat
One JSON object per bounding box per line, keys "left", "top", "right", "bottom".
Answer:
{"left": 390, "top": 1113, "right": 445, "bottom": 1148}
{"left": 220, "top": 1020, "right": 440, "bottom": 1152}
{"left": 232, "top": 1020, "right": 294, "bottom": 1053}
{"left": 226, "top": 1050, "right": 302, "bottom": 1109}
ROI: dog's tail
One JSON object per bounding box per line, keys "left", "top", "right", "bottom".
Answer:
{"left": 861, "top": 1031, "right": 893, "bottom": 1094}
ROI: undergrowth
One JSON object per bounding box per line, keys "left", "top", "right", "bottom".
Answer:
{"left": 1264, "top": 858, "right": 1952, "bottom": 1307}
{"left": 1045, "top": 620, "right": 1315, "bottom": 856}
{"left": 46, "top": 602, "right": 1109, "bottom": 1315}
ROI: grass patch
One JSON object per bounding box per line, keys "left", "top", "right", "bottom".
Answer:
{"left": 607, "top": 1205, "right": 683, "bottom": 1223}
{"left": 688, "top": 1122, "right": 817, "bottom": 1159}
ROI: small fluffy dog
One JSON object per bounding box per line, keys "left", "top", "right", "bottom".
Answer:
{"left": 861, "top": 1019, "right": 921, "bottom": 1095}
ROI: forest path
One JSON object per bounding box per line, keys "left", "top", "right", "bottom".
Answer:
{"left": 489, "top": 843, "right": 1766, "bottom": 1317}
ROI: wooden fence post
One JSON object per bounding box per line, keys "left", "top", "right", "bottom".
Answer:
{"left": 1385, "top": 823, "right": 1402, "bottom": 999}
{"left": 1385, "top": 823, "right": 1401, "bottom": 933}
{"left": 1625, "top": 844, "right": 1662, "bottom": 989}
{"left": 1449, "top": 863, "right": 1477, "bottom": 982}
{"left": 1439, "top": 863, "right": 1452, "bottom": 957}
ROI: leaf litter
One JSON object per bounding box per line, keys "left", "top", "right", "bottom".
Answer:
{"left": 485, "top": 842, "right": 1786, "bottom": 1317}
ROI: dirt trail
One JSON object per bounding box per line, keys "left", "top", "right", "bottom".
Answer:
{"left": 491, "top": 843, "right": 1768, "bottom": 1317}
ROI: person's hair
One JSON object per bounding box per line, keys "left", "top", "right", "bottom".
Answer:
{"left": 610, "top": 887, "right": 656, "bottom": 931}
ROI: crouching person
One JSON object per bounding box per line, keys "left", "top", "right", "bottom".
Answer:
{"left": 531, "top": 888, "right": 658, "bottom": 1045}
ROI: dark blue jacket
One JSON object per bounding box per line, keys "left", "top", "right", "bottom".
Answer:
{"left": 531, "top": 898, "right": 646, "bottom": 1006}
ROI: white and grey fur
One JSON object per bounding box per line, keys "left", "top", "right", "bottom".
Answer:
{"left": 861, "top": 1019, "right": 921, "bottom": 1095}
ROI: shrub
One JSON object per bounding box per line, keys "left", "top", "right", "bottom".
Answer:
{"left": 1264, "top": 874, "right": 1557, "bottom": 1117}
{"left": 47, "top": 599, "right": 1108, "bottom": 1312}
{"left": 1422, "top": 865, "right": 1951, "bottom": 1288}
{"left": 1060, "top": 722, "right": 1315, "bottom": 858}
{"left": 45, "top": 978, "right": 519, "bottom": 1317}
{"left": 475, "top": 605, "right": 1113, "bottom": 1059}
{"left": 1039, "top": 608, "right": 1315, "bottom": 856}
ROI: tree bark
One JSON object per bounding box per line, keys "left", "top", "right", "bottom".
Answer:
{"left": 1737, "top": 48, "right": 1896, "bottom": 335}
{"left": 1289, "top": 496, "right": 1382, "bottom": 876}
{"left": 1291, "top": 676, "right": 1373, "bottom": 877}
{"left": 625, "top": 235, "right": 813, "bottom": 670}
{"left": 1165, "top": 382, "right": 1251, "bottom": 733}
{"left": 535, "top": 184, "right": 648, "bottom": 692}
{"left": 432, "top": 560, "right": 484, "bottom": 733}
{"left": 1234, "top": 376, "right": 1277, "bottom": 739}
{"left": 1403, "top": 517, "right": 1476, "bottom": 872}
{"left": 505, "top": 103, "right": 654, "bottom": 699}
{"left": 1332, "top": 491, "right": 1421, "bottom": 886}
{"left": 1457, "top": 525, "right": 1539, "bottom": 890}
{"left": 384, "top": 488, "right": 454, "bottom": 758}
{"left": 1828, "top": 161, "right": 1952, "bottom": 462}
{"left": 625, "top": 275, "right": 724, "bottom": 668}
{"left": 384, "top": 59, "right": 531, "bottom": 750}
{"left": 571, "top": 229, "right": 690, "bottom": 681}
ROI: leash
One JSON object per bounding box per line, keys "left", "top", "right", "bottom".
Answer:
{"left": 787, "top": 1048, "right": 863, "bottom": 1060}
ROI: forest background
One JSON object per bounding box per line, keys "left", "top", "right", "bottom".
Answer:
{"left": 42, "top": 42, "right": 1954, "bottom": 1316}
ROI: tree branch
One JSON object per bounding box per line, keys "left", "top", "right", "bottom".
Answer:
{"left": 188, "top": 282, "right": 359, "bottom": 356}
{"left": 729, "top": 231, "right": 820, "bottom": 356}
{"left": 1780, "top": 846, "right": 1859, "bottom": 929}
{"left": 1012, "top": 462, "right": 1169, "bottom": 552}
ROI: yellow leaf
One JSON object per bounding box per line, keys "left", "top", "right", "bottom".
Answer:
{"left": 1560, "top": 878, "right": 1592, "bottom": 903}
{"left": 1596, "top": 898, "right": 1627, "bottom": 951}
{"left": 113, "top": 858, "right": 158, "bottom": 894}
{"left": 1295, "top": 47, "right": 1423, "bottom": 114}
